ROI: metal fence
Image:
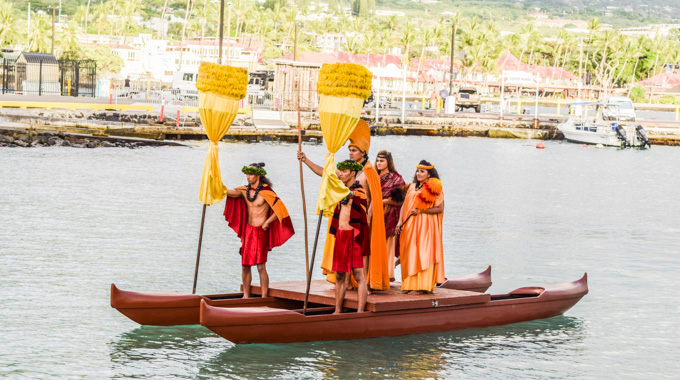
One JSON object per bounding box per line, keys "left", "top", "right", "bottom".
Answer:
{"left": 1, "top": 59, "right": 96, "bottom": 96}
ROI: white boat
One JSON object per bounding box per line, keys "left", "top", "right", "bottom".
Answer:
{"left": 558, "top": 102, "right": 651, "bottom": 148}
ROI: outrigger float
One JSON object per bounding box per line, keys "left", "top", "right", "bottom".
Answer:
{"left": 111, "top": 266, "right": 493, "bottom": 326}
{"left": 200, "top": 273, "right": 588, "bottom": 344}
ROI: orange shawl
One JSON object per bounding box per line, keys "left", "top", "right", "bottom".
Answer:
{"left": 363, "top": 161, "right": 389, "bottom": 290}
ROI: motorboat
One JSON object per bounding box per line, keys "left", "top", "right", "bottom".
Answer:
{"left": 558, "top": 102, "right": 651, "bottom": 147}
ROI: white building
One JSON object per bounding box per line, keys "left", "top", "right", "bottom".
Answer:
{"left": 79, "top": 34, "right": 260, "bottom": 83}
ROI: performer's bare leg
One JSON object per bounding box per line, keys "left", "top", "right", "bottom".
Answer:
{"left": 257, "top": 263, "right": 269, "bottom": 297}
{"left": 363, "top": 256, "right": 371, "bottom": 295}
{"left": 334, "top": 272, "right": 347, "bottom": 314}
{"left": 242, "top": 265, "right": 252, "bottom": 298}
{"left": 353, "top": 267, "right": 367, "bottom": 312}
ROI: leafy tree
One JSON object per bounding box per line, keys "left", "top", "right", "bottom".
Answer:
{"left": 0, "top": 0, "right": 19, "bottom": 48}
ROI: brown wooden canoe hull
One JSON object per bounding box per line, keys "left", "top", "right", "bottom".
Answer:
{"left": 110, "top": 284, "right": 302, "bottom": 326}
{"left": 111, "top": 267, "right": 493, "bottom": 326}
{"left": 200, "top": 274, "right": 588, "bottom": 344}
{"left": 439, "top": 265, "right": 492, "bottom": 293}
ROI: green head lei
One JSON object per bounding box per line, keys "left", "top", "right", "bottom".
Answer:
{"left": 241, "top": 166, "right": 267, "bottom": 176}
{"left": 336, "top": 161, "right": 363, "bottom": 172}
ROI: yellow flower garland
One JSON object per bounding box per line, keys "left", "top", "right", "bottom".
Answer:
{"left": 196, "top": 62, "right": 248, "bottom": 100}
{"left": 317, "top": 63, "right": 373, "bottom": 100}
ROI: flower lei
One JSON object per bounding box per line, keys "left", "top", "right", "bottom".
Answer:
{"left": 241, "top": 166, "right": 267, "bottom": 176}
{"left": 245, "top": 182, "right": 264, "bottom": 202}
{"left": 336, "top": 161, "right": 364, "bottom": 172}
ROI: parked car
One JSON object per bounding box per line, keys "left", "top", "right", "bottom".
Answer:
{"left": 601, "top": 96, "right": 636, "bottom": 121}
{"left": 455, "top": 87, "right": 481, "bottom": 113}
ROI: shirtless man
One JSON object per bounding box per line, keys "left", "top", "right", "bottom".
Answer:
{"left": 330, "top": 160, "right": 370, "bottom": 313}
{"left": 224, "top": 163, "right": 295, "bottom": 298}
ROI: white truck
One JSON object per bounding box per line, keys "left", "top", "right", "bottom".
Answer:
{"left": 601, "top": 96, "right": 637, "bottom": 121}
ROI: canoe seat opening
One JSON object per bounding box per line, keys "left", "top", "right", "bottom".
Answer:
{"left": 292, "top": 306, "right": 336, "bottom": 316}
{"left": 491, "top": 287, "right": 545, "bottom": 301}
{"left": 209, "top": 294, "right": 260, "bottom": 301}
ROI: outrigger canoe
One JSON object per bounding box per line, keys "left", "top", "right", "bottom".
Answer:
{"left": 199, "top": 273, "right": 588, "bottom": 344}
{"left": 111, "top": 266, "right": 492, "bottom": 326}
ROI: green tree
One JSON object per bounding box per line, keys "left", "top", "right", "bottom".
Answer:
{"left": 27, "top": 14, "right": 52, "bottom": 53}
{"left": 328, "top": 0, "right": 338, "bottom": 14}
{"left": 0, "top": 0, "right": 19, "bottom": 48}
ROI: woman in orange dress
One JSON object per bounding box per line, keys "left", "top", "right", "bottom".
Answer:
{"left": 396, "top": 160, "right": 445, "bottom": 295}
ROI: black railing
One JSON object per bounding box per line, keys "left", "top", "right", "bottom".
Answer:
{"left": 0, "top": 59, "right": 96, "bottom": 97}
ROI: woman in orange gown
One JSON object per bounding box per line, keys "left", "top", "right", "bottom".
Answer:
{"left": 396, "top": 160, "right": 445, "bottom": 295}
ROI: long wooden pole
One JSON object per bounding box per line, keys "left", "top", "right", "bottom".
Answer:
{"left": 192, "top": 204, "right": 207, "bottom": 294}
{"left": 294, "top": 22, "right": 309, "bottom": 280}
{"left": 303, "top": 213, "right": 324, "bottom": 315}
{"left": 298, "top": 94, "right": 310, "bottom": 279}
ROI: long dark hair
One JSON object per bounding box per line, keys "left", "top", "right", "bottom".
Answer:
{"left": 249, "top": 162, "right": 272, "bottom": 186}
{"left": 412, "top": 160, "right": 440, "bottom": 183}
{"left": 375, "top": 150, "right": 396, "bottom": 173}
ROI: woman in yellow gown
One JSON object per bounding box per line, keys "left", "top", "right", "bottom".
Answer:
{"left": 396, "top": 160, "right": 446, "bottom": 295}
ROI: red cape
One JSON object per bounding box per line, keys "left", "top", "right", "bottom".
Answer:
{"left": 224, "top": 185, "right": 295, "bottom": 253}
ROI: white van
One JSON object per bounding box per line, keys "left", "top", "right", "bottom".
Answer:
{"left": 172, "top": 71, "right": 199, "bottom": 99}
{"left": 602, "top": 96, "right": 636, "bottom": 121}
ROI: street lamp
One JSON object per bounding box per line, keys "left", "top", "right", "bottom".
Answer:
{"left": 226, "top": 1, "right": 232, "bottom": 65}
{"left": 47, "top": 5, "right": 56, "bottom": 55}
{"left": 218, "top": 0, "right": 224, "bottom": 64}
{"left": 446, "top": 19, "right": 456, "bottom": 97}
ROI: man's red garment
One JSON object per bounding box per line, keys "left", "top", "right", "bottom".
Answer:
{"left": 241, "top": 225, "right": 269, "bottom": 266}
{"left": 329, "top": 182, "right": 370, "bottom": 256}
{"left": 223, "top": 184, "right": 295, "bottom": 263}
{"left": 332, "top": 229, "right": 364, "bottom": 273}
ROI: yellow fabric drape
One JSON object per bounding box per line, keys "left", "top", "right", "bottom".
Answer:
{"left": 316, "top": 94, "right": 365, "bottom": 216}
{"left": 197, "top": 92, "right": 240, "bottom": 205}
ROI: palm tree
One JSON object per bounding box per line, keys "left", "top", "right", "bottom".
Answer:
{"left": 343, "top": 35, "right": 361, "bottom": 54}
{"left": 360, "top": 30, "right": 379, "bottom": 53}
{"left": 27, "top": 14, "right": 52, "bottom": 53}
{"left": 58, "top": 20, "right": 81, "bottom": 57}
{"left": 0, "top": 0, "right": 19, "bottom": 48}
{"left": 586, "top": 17, "right": 601, "bottom": 46}
{"left": 519, "top": 22, "right": 537, "bottom": 62}
{"left": 398, "top": 21, "right": 416, "bottom": 66}
{"left": 593, "top": 29, "right": 619, "bottom": 83}
{"left": 649, "top": 37, "right": 668, "bottom": 78}
{"left": 629, "top": 35, "right": 648, "bottom": 83}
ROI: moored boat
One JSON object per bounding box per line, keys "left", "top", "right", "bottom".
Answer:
{"left": 199, "top": 273, "right": 587, "bottom": 344}
{"left": 558, "top": 102, "right": 651, "bottom": 147}
{"left": 110, "top": 267, "right": 493, "bottom": 326}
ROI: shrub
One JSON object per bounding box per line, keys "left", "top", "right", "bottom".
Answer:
{"left": 629, "top": 86, "right": 646, "bottom": 103}
{"left": 658, "top": 94, "right": 678, "bottom": 105}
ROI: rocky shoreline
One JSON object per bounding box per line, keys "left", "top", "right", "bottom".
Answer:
{"left": 0, "top": 128, "right": 186, "bottom": 148}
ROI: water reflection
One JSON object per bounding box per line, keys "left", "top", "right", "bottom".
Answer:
{"left": 196, "top": 315, "right": 585, "bottom": 379}
{"left": 108, "top": 326, "right": 228, "bottom": 379}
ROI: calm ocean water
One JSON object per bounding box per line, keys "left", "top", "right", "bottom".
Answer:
{"left": 1, "top": 136, "right": 679, "bottom": 379}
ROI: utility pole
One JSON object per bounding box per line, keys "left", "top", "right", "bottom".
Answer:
{"left": 579, "top": 37, "right": 583, "bottom": 99}
{"left": 218, "top": 0, "right": 224, "bottom": 64}
{"left": 27, "top": 3, "right": 30, "bottom": 36}
{"left": 226, "top": 2, "right": 232, "bottom": 65}
{"left": 448, "top": 21, "right": 456, "bottom": 97}
{"left": 50, "top": 6, "right": 55, "bottom": 55}
{"left": 294, "top": 23, "right": 298, "bottom": 61}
